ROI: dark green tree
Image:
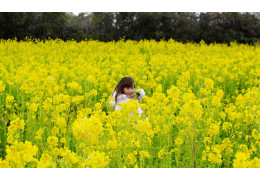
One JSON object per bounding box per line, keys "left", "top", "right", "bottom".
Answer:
{"left": 34, "top": 12, "right": 67, "bottom": 40}
{"left": 91, "top": 12, "right": 115, "bottom": 41}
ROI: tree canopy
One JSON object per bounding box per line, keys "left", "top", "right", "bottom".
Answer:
{"left": 0, "top": 12, "right": 259, "bottom": 44}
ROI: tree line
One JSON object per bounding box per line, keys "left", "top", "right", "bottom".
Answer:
{"left": 0, "top": 12, "right": 259, "bottom": 44}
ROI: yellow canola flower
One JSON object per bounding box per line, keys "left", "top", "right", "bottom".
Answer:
{"left": 126, "top": 153, "right": 137, "bottom": 165}
{"left": 47, "top": 136, "right": 58, "bottom": 147}
{"left": 247, "top": 157, "right": 260, "bottom": 168}
{"left": 29, "top": 103, "right": 39, "bottom": 113}
{"left": 179, "top": 99, "right": 203, "bottom": 120}
{"left": 203, "top": 144, "right": 223, "bottom": 164}
{"left": 7, "top": 117, "right": 25, "bottom": 144}
{"left": 134, "top": 141, "right": 141, "bottom": 148}
{"left": 0, "top": 80, "right": 5, "bottom": 92}
{"left": 106, "top": 139, "right": 118, "bottom": 149}
{"left": 85, "top": 151, "right": 110, "bottom": 168}
{"left": 0, "top": 39, "right": 259, "bottom": 168}
{"left": 139, "top": 150, "right": 150, "bottom": 158}
{"left": 216, "top": 89, "right": 224, "bottom": 98}
{"left": 42, "top": 97, "right": 53, "bottom": 111}
{"left": 134, "top": 119, "right": 153, "bottom": 137}
{"left": 252, "top": 129, "right": 259, "bottom": 140}
{"left": 200, "top": 88, "right": 208, "bottom": 96}
{"left": 222, "top": 122, "right": 233, "bottom": 132}
{"left": 212, "top": 96, "right": 222, "bottom": 107}
{"left": 208, "top": 123, "right": 219, "bottom": 136}
{"left": 67, "top": 81, "right": 82, "bottom": 93}
{"left": 217, "top": 76, "right": 224, "bottom": 83}
{"left": 203, "top": 137, "right": 212, "bottom": 144}
{"left": 5, "top": 140, "right": 38, "bottom": 168}
{"left": 37, "top": 153, "right": 56, "bottom": 168}
{"left": 158, "top": 149, "right": 167, "bottom": 159}
{"left": 221, "top": 138, "right": 233, "bottom": 154}
{"left": 52, "top": 148, "right": 60, "bottom": 156}
{"left": 60, "top": 137, "right": 66, "bottom": 144}
{"left": 72, "top": 95, "right": 84, "bottom": 105}
{"left": 35, "top": 129, "right": 44, "bottom": 140}
{"left": 68, "top": 152, "right": 80, "bottom": 165}
{"left": 204, "top": 77, "right": 214, "bottom": 90}
{"left": 0, "top": 158, "right": 10, "bottom": 168}
{"left": 55, "top": 116, "right": 67, "bottom": 129}
{"left": 175, "top": 138, "right": 183, "bottom": 146}
{"left": 72, "top": 116, "right": 103, "bottom": 142}
{"left": 235, "top": 94, "right": 246, "bottom": 108}
{"left": 233, "top": 152, "right": 251, "bottom": 168}
{"left": 6, "top": 94, "right": 15, "bottom": 103}
{"left": 182, "top": 92, "right": 196, "bottom": 103}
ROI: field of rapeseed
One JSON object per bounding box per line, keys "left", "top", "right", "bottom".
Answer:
{"left": 0, "top": 39, "right": 259, "bottom": 168}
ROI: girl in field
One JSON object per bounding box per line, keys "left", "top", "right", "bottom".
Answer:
{"left": 111, "top": 77, "right": 145, "bottom": 116}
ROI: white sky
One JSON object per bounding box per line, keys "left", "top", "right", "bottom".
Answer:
{"left": 72, "top": 12, "right": 80, "bottom": 16}
{"left": 1, "top": 0, "right": 260, "bottom": 12}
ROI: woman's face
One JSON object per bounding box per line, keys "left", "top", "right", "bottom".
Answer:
{"left": 123, "top": 85, "right": 135, "bottom": 98}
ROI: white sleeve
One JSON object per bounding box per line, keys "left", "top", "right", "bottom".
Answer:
{"left": 109, "top": 98, "right": 115, "bottom": 107}
{"left": 136, "top": 88, "right": 145, "bottom": 101}
{"left": 117, "top": 94, "right": 128, "bottom": 101}
{"left": 111, "top": 91, "right": 129, "bottom": 105}
{"left": 108, "top": 98, "right": 115, "bottom": 107}
{"left": 110, "top": 91, "right": 116, "bottom": 107}
{"left": 112, "top": 91, "right": 116, "bottom": 99}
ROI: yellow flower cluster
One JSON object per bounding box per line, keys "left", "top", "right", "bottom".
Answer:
{"left": 72, "top": 116, "right": 103, "bottom": 143}
{"left": 208, "top": 123, "right": 220, "bottom": 136}
{"left": 134, "top": 120, "right": 153, "bottom": 136}
{"left": 0, "top": 39, "right": 259, "bottom": 168}
{"left": 126, "top": 153, "right": 137, "bottom": 164}
{"left": 7, "top": 117, "right": 25, "bottom": 144}
{"left": 233, "top": 152, "right": 260, "bottom": 168}
{"left": 5, "top": 141, "right": 38, "bottom": 168}
{"left": 139, "top": 150, "right": 150, "bottom": 158}
{"left": 202, "top": 145, "right": 222, "bottom": 164}
{"left": 0, "top": 80, "right": 5, "bottom": 92}
{"left": 37, "top": 153, "right": 56, "bottom": 168}
{"left": 47, "top": 136, "right": 58, "bottom": 147}
{"left": 67, "top": 81, "right": 82, "bottom": 93}
{"left": 175, "top": 138, "right": 183, "bottom": 146}
{"left": 85, "top": 151, "right": 110, "bottom": 168}
{"left": 252, "top": 129, "right": 259, "bottom": 140}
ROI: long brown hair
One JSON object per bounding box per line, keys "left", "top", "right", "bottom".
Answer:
{"left": 113, "top": 77, "right": 135, "bottom": 104}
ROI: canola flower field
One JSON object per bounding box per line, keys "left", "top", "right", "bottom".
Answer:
{"left": 0, "top": 39, "right": 259, "bottom": 168}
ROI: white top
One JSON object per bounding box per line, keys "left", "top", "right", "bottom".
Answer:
{"left": 110, "top": 88, "right": 145, "bottom": 115}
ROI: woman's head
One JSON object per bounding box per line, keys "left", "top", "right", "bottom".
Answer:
{"left": 114, "top": 77, "right": 135, "bottom": 102}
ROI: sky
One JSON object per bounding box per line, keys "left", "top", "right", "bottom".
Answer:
{"left": 2, "top": 0, "right": 260, "bottom": 12}
{"left": 72, "top": 12, "right": 80, "bottom": 16}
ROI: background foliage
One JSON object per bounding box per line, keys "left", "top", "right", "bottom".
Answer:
{"left": 0, "top": 12, "right": 259, "bottom": 44}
